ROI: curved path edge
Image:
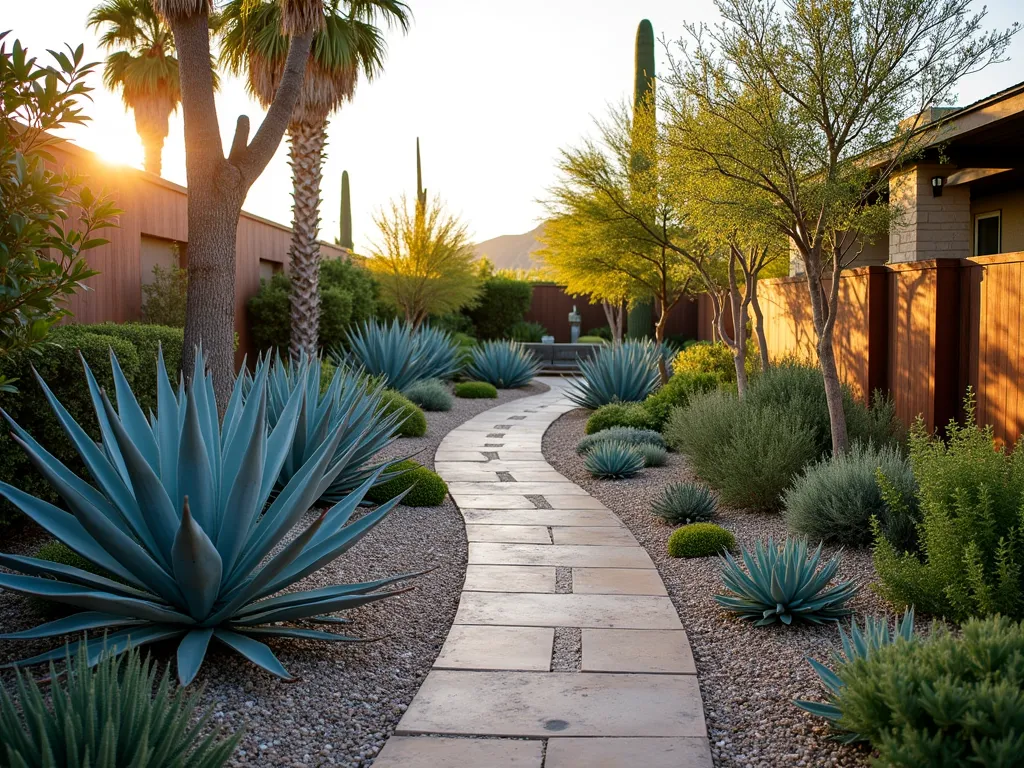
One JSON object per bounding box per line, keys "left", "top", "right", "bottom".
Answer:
{"left": 375, "top": 377, "right": 712, "bottom": 768}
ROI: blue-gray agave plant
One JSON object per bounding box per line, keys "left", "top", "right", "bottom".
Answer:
{"left": 565, "top": 341, "right": 662, "bottom": 409}
{"left": 465, "top": 340, "right": 540, "bottom": 389}
{"left": 794, "top": 608, "right": 916, "bottom": 741}
{"left": 340, "top": 319, "right": 462, "bottom": 392}
{"left": 0, "top": 348, "right": 412, "bottom": 685}
{"left": 254, "top": 352, "right": 403, "bottom": 504}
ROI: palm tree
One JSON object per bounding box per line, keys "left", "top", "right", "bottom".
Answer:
{"left": 219, "top": 0, "right": 411, "bottom": 358}
{"left": 87, "top": 0, "right": 182, "bottom": 176}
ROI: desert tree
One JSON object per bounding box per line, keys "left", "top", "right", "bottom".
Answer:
{"left": 219, "top": 0, "right": 410, "bottom": 359}
{"left": 367, "top": 194, "right": 480, "bottom": 329}
{"left": 150, "top": 0, "right": 320, "bottom": 408}
{"left": 535, "top": 211, "right": 632, "bottom": 344}
{"left": 665, "top": 110, "right": 787, "bottom": 390}
{"left": 544, "top": 100, "right": 714, "bottom": 383}
{"left": 663, "top": 0, "right": 1017, "bottom": 451}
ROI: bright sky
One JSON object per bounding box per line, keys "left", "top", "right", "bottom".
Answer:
{"left": 6, "top": 0, "right": 1024, "bottom": 253}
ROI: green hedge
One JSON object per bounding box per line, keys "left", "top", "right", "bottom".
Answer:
{"left": 377, "top": 390, "right": 427, "bottom": 437}
{"left": 0, "top": 323, "right": 184, "bottom": 526}
{"left": 466, "top": 277, "right": 532, "bottom": 340}
{"left": 455, "top": 381, "right": 498, "bottom": 399}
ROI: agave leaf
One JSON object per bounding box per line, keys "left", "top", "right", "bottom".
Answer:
{"left": 0, "top": 554, "right": 156, "bottom": 602}
{"left": 793, "top": 698, "right": 842, "bottom": 720}
{"left": 209, "top": 510, "right": 327, "bottom": 624}
{"left": 0, "top": 611, "right": 146, "bottom": 641}
{"left": 171, "top": 499, "right": 223, "bottom": 619}
{"left": 77, "top": 355, "right": 132, "bottom": 485}
{"left": 236, "top": 572, "right": 419, "bottom": 618}
{"left": 234, "top": 587, "right": 412, "bottom": 626}
{"left": 0, "top": 481, "right": 148, "bottom": 589}
{"left": 213, "top": 629, "right": 292, "bottom": 680}
{"left": 266, "top": 492, "right": 406, "bottom": 596}
{"left": 12, "top": 439, "right": 184, "bottom": 604}
{"left": 98, "top": 389, "right": 179, "bottom": 565}
{"left": 155, "top": 347, "right": 182, "bottom": 501}
{"left": 0, "top": 572, "right": 191, "bottom": 624}
{"left": 229, "top": 627, "right": 364, "bottom": 642}
{"left": 177, "top": 386, "right": 217, "bottom": 535}
{"left": 4, "top": 626, "right": 185, "bottom": 671}
{"left": 176, "top": 628, "right": 214, "bottom": 686}
{"left": 216, "top": 389, "right": 267, "bottom": 570}
{"left": 109, "top": 348, "right": 160, "bottom": 472}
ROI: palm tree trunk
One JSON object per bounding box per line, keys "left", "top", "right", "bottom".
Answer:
{"left": 287, "top": 120, "right": 327, "bottom": 358}
{"left": 142, "top": 134, "right": 164, "bottom": 176}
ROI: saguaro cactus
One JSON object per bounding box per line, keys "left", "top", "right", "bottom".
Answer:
{"left": 628, "top": 19, "right": 656, "bottom": 341}
{"left": 416, "top": 137, "right": 427, "bottom": 211}
{"left": 339, "top": 170, "right": 353, "bottom": 250}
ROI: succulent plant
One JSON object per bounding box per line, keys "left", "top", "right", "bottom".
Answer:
{"left": 667, "top": 523, "right": 735, "bottom": 558}
{"left": 583, "top": 440, "right": 645, "bottom": 479}
{"left": 341, "top": 319, "right": 462, "bottom": 392}
{"left": 252, "top": 352, "right": 403, "bottom": 504}
{"left": 576, "top": 426, "right": 665, "bottom": 454}
{"left": 565, "top": 341, "right": 662, "bottom": 409}
{"left": 0, "top": 347, "right": 413, "bottom": 684}
{"left": 794, "top": 608, "right": 916, "bottom": 738}
{"left": 716, "top": 537, "right": 859, "bottom": 626}
{"left": 403, "top": 378, "right": 453, "bottom": 411}
{"left": 652, "top": 481, "right": 717, "bottom": 524}
{"left": 465, "top": 340, "right": 541, "bottom": 388}
{"left": 0, "top": 640, "right": 240, "bottom": 767}
{"left": 637, "top": 443, "right": 668, "bottom": 467}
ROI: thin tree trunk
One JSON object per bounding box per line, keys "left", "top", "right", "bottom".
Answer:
{"left": 721, "top": 251, "right": 748, "bottom": 398}
{"left": 601, "top": 300, "right": 625, "bottom": 344}
{"left": 287, "top": 120, "right": 327, "bottom": 359}
{"left": 654, "top": 298, "right": 670, "bottom": 385}
{"left": 749, "top": 288, "right": 770, "bottom": 372}
{"left": 170, "top": 6, "right": 313, "bottom": 410}
{"left": 802, "top": 246, "right": 849, "bottom": 454}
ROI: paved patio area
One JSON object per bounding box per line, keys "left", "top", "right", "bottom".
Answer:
{"left": 375, "top": 377, "right": 712, "bottom": 767}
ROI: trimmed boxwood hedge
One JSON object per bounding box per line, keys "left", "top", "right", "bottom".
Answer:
{"left": 377, "top": 390, "right": 427, "bottom": 437}
{"left": 667, "top": 523, "right": 736, "bottom": 558}
{"left": 0, "top": 323, "right": 184, "bottom": 526}
{"left": 454, "top": 381, "right": 498, "bottom": 399}
{"left": 366, "top": 460, "right": 448, "bottom": 506}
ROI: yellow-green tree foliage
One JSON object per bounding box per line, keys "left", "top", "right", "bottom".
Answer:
{"left": 367, "top": 194, "right": 480, "bottom": 329}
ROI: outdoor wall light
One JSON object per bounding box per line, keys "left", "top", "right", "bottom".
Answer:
{"left": 931, "top": 176, "right": 944, "bottom": 196}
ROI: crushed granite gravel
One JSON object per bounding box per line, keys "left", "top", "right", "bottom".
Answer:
{"left": 543, "top": 407, "right": 891, "bottom": 768}
{"left": 0, "top": 381, "right": 547, "bottom": 768}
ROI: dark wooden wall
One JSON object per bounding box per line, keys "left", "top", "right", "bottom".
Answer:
{"left": 47, "top": 140, "right": 346, "bottom": 365}
{"left": 524, "top": 284, "right": 699, "bottom": 343}
{"left": 760, "top": 255, "right": 1024, "bottom": 444}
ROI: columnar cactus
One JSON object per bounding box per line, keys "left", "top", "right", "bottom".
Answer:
{"left": 416, "top": 137, "right": 427, "bottom": 211}
{"left": 339, "top": 170, "right": 353, "bottom": 250}
{"left": 628, "top": 19, "right": 656, "bottom": 340}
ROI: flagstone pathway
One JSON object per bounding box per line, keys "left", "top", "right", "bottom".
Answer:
{"left": 375, "top": 377, "right": 712, "bottom": 767}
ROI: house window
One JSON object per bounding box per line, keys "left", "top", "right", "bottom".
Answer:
{"left": 975, "top": 211, "right": 1001, "bottom": 256}
{"left": 259, "top": 258, "right": 283, "bottom": 283}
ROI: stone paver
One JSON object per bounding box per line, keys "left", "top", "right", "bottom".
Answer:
{"left": 545, "top": 738, "right": 713, "bottom": 768}
{"left": 463, "top": 564, "right": 555, "bottom": 593}
{"left": 582, "top": 629, "right": 696, "bottom": 674}
{"left": 373, "top": 736, "right": 543, "bottom": 767}
{"left": 469, "top": 542, "right": 655, "bottom": 568}
{"left": 435, "top": 625, "right": 553, "bottom": 671}
{"left": 462, "top": 508, "right": 623, "bottom": 526}
{"left": 383, "top": 378, "right": 709, "bottom": 765}
{"left": 465, "top": 524, "right": 551, "bottom": 544}
{"left": 552, "top": 525, "right": 638, "bottom": 546}
{"left": 397, "top": 671, "right": 706, "bottom": 738}
{"left": 455, "top": 592, "right": 682, "bottom": 630}
{"left": 572, "top": 567, "right": 668, "bottom": 596}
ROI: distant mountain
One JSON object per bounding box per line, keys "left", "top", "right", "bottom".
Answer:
{"left": 473, "top": 224, "right": 545, "bottom": 271}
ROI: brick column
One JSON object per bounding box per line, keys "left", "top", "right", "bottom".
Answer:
{"left": 888, "top": 164, "right": 971, "bottom": 262}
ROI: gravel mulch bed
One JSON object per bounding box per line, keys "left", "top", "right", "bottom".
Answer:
{"left": 0, "top": 381, "right": 547, "bottom": 768}
{"left": 544, "top": 407, "right": 891, "bottom": 768}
